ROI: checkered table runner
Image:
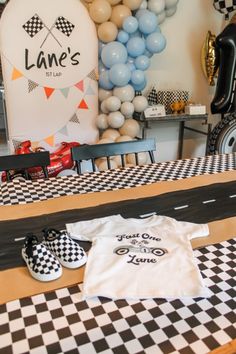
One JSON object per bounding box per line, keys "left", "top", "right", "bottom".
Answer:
{"left": 0, "top": 238, "right": 235, "bottom": 354}
{"left": 0, "top": 153, "right": 235, "bottom": 205}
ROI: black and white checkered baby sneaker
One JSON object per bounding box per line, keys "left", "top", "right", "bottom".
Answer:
{"left": 22, "top": 234, "right": 62, "bottom": 281}
{"left": 42, "top": 228, "right": 87, "bottom": 269}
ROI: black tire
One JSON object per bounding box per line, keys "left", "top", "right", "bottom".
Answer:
{"left": 152, "top": 248, "right": 166, "bottom": 256}
{"left": 207, "top": 114, "right": 236, "bottom": 154}
{"left": 115, "top": 248, "right": 129, "bottom": 255}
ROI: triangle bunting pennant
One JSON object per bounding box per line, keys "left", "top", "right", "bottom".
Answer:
{"left": 58, "top": 125, "right": 69, "bottom": 136}
{"left": 86, "top": 85, "right": 95, "bottom": 96}
{"left": 44, "top": 135, "right": 54, "bottom": 147}
{"left": 87, "top": 69, "right": 97, "bottom": 81}
{"left": 44, "top": 87, "right": 55, "bottom": 99}
{"left": 60, "top": 87, "right": 70, "bottom": 98}
{"left": 28, "top": 80, "right": 39, "bottom": 93}
{"left": 75, "top": 80, "right": 84, "bottom": 92}
{"left": 78, "top": 99, "right": 88, "bottom": 109}
{"left": 12, "top": 68, "right": 23, "bottom": 80}
{"left": 69, "top": 113, "right": 80, "bottom": 123}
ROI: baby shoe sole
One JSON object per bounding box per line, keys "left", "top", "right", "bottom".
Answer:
{"left": 58, "top": 253, "right": 87, "bottom": 269}
{"left": 22, "top": 250, "right": 62, "bottom": 282}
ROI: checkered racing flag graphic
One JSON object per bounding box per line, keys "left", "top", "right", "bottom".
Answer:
{"left": 213, "top": 0, "right": 236, "bottom": 19}
{"left": 55, "top": 16, "right": 75, "bottom": 37}
{"left": 23, "top": 15, "right": 44, "bottom": 38}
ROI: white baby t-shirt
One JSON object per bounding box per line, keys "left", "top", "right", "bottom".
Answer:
{"left": 66, "top": 214, "right": 210, "bottom": 300}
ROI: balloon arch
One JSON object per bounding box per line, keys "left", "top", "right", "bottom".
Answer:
{"left": 83, "top": 0, "right": 179, "bottom": 169}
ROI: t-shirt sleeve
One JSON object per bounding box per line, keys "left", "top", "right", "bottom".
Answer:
{"left": 175, "top": 219, "right": 209, "bottom": 240}
{"left": 66, "top": 215, "right": 120, "bottom": 241}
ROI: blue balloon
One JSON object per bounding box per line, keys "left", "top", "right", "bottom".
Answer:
{"left": 126, "top": 37, "right": 145, "bottom": 58}
{"left": 145, "top": 32, "right": 166, "bottom": 54}
{"left": 129, "top": 29, "right": 142, "bottom": 38}
{"left": 98, "top": 41, "right": 106, "bottom": 58}
{"left": 134, "top": 55, "right": 150, "bottom": 70}
{"left": 143, "top": 49, "right": 153, "bottom": 58}
{"left": 131, "top": 77, "right": 147, "bottom": 91}
{"left": 98, "top": 59, "right": 107, "bottom": 75}
{"left": 131, "top": 70, "right": 145, "bottom": 85}
{"left": 101, "top": 41, "right": 128, "bottom": 68}
{"left": 135, "top": 9, "right": 149, "bottom": 19}
{"left": 127, "top": 62, "right": 136, "bottom": 72}
{"left": 123, "top": 16, "right": 138, "bottom": 34}
{"left": 138, "top": 12, "right": 157, "bottom": 34}
{"left": 109, "top": 64, "right": 131, "bottom": 87}
{"left": 117, "top": 30, "right": 129, "bottom": 44}
{"left": 99, "top": 71, "right": 114, "bottom": 90}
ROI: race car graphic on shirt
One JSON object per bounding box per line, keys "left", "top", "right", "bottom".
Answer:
{"left": 113, "top": 239, "right": 167, "bottom": 257}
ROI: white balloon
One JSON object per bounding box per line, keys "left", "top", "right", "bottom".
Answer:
{"left": 113, "top": 84, "right": 135, "bottom": 102}
{"left": 126, "top": 151, "right": 148, "bottom": 165}
{"left": 57, "top": 169, "right": 77, "bottom": 177}
{"left": 98, "top": 159, "right": 118, "bottom": 171}
{"left": 165, "top": 6, "right": 177, "bottom": 16}
{"left": 100, "top": 100, "right": 109, "bottom": 113}
{"left": 139, "top": 0, "right": 147, "bottom": 9}
{"left": 157, "top": 10, "right": 166, "bottom": 24}
{"left": 108, "top": 111, "right": 125, "bottom": 128}
{"left": 98, "top": 88, "right": 113, "bottom": 102}
{"left": 119, "top": 118, "right": 140, "bottom": 138}
{"left": 97, "top": 113, "right": 109, "bottom": 129}
{"left": 148, "top": 0, "right": 165, "bottom": 14}
{"left": 165, "top": 0, "right": 178, "bottom": 9}
{"left": 102, "top": 128, "right": 121, "bottom": 141}
{"left": 132, "top": 95, "right": 148, "bottom": 112}
{"left": 105, "top": 96, "right": 121, "bottom": 112}
{"left": 120, "top": 101, "right": 135, "bottom": 117}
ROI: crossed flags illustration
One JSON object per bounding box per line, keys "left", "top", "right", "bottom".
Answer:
{"left": 22, "top": 14, "right": 75, "bottom": 47}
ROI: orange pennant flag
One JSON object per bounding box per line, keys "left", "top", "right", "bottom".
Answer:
{"left": 12, "top": 68, "right": 23, "bottom": 80}
{"left": 75, "top": 80, "right": 84, "bottom": 92}
{"left": 78, "top": 98, "right": 88, "bottom": 109}
{"left": 44, "top": 87, "right": 55, "bottom": 99}
{"left": 44, "top": 135, "right": 54, "bottom": 147}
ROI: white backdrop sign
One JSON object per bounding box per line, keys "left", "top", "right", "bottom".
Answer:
{"left": 0, "top": 0, "right": 98, "bottom": 151}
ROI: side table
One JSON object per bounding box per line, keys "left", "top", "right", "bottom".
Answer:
{"left": 134, "top": 113, "right": 212, "bottom": 160}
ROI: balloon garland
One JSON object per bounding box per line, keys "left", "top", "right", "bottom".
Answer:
{"left": 82, "top": 0, "right": 179, "bottom": 169}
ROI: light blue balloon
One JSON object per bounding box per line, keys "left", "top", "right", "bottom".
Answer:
{"left": 117, "top": 30, "right": 129, "bottom": 44}
{"left": 109, "top": 64, "right": 131, "bottom": 87}
{"left": 129, "top": 29, "right": 142, "bottom": 38}
{"left": 127, "top": 56, "right": 135, "bottom": 64}
{"left": 98, "top": 41, "right": 106, "bottom": 58}
{"left": 134, "top": 55, "right": 150, "bottom": 70}
{"left": 127, "top": 62, "right": 136, "bottom": 72}
{"left": 98, "top": 59, "right": 107, "bottom": 75}
{"left": 135, "top": 9, "right": 149, "bottom": 19}
{"left": 138, "top": 11, "right": 157, "bottom": 34}
{"left": 131, "top": 70, "right": 145, "bottom": 85}
{"left": 99, "top": 71, "right": 114, "bottom": 90}
{"left": 143, "top": 49, "right": 153, "bottom": 58}
{"left": 132, "top": 77, "right": 147, "bottom": 91}
{"left": 126, "top": 37, "right": 145, "bottom": 58}
{"left": 145, "top": 32, "right": 166, "bottom": 54}
{"left": 101, "top": 41, "right": 128, "bottom": 68}
{"left": 123, "top": 16, "right": 138, "bottom": 34}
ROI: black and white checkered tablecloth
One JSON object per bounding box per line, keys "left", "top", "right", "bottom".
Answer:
{"left": 0, "top": 153, "right": 235, "bottom": 205}
{"left": 0, "top": 238, "right": 235, "bottom": 354}
{"left": 0, "top": 155, "right": 235, "bottom": 353}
